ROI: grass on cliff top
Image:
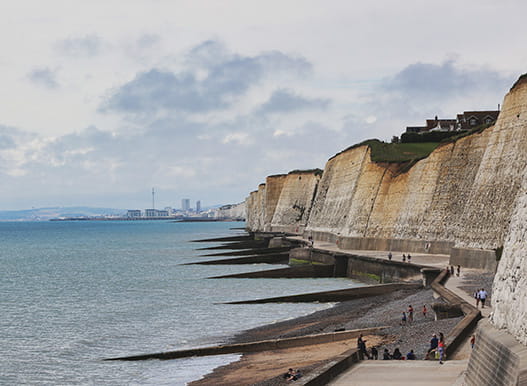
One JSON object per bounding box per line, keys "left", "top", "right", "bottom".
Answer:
{"left": 361, "top": 140, "right": 440, "bottom": 162}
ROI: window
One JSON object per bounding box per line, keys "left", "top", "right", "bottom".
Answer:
{"left": 469, "top": 118, "right": 477, "bottom": 126}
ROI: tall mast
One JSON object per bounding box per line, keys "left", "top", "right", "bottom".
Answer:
{"left": 152, "top": 187, "right": 155, "bottom": 209}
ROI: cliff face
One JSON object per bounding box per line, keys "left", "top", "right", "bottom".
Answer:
{"left": 247, "top": 78, "right": 527, "bottom": 251}
{"left": 489, "top": 79, "right": 527, "bottom": 344}
{"left": 270, "top": 171, "right": 321, "bottom": 233}
{"left": 305, "top": 129, "right": 501, "bottom": 248}
{"left": 246, "top": 184, "right": 266, "bottom": 231}
{"left": 246, "top": 171, "right": 321, "bottom": 233}
{"left": 215, "top": 202, "right": 246, "bottom": 219}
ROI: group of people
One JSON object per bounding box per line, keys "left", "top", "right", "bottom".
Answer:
{"left": 387, "top": 252, "right": 411, "bottom": 262}
{"left": 283, "top": 368, "right": 302, "bottom": 382}
{"left": 473, "top": 288, "right": 489, "bottom": 308}
{"left": 426, "top": 332, "right": 446, "bottom": 364}
{"left": 382, "top": 347, "right": 416, "bottom": 360}
{"left": 401, "top": 304, "right": 427, "bottom": 325}
{"left": 357, "top": 334, "right": 416, "bottom": 361}
{"left": 448, "top": 265, "right": 461, "bottom": 276}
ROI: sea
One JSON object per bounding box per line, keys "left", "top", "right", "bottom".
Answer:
{"left": 1, "top": 220, "right": 363, "bottom": 385}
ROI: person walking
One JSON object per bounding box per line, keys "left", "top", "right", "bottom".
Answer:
{"left": 422, "top": 304, "right": 427, "bottom": 318}
{"left": 479, "top": 288, "right": 488, "bottom": 308}
{"left": 407, "top": 305, "right": 414, "bottom": 323}
{"left": 407, "top": 253, "right": 411, "bottom": 263}
{"left": 401, "top": 311, "right": 407, "bottom": 325}
{"left": 438, "top": 332, "right": 445, "bottom": 364}
{"left": 474, "top": 290, "right": 480, "bottom": 308}
{"left": 438, "top": 340, "right": 445, "bottom": 364}
{"left": 456, "top": 265, "right": 461, "bottom": 276}
{"left": 388, "top": 251, "right": 392, "bottom": 260}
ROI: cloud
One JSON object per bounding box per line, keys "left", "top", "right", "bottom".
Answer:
{"left": 27, "top": 67, "right": 58, "bottom": 89}
{"left": 257, "top": 89, "right": 330, "bottom": 114}
{"left": 136, "top": 34, "right": 160, "bottom": 49}
{"left": 55, "top": 34, "right": 102, "bottom": 57}
{"left": 100, "top": 40, "right": 312, "bottom": 115}
{"left": 0, "top": 126, "right": 17, "bottom": 149}
{"left": 383, "top": 60, "right": 512, "bottom": 101}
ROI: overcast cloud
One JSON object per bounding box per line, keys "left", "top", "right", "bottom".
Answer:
{"left": 0, "top": 1, "right": 524, "bottom": 210}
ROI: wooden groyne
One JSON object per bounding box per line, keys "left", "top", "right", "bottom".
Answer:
{"left": 200, "top": 246, "right": 291, "bottom": 257}
{"left": 183, "top": 252, "right": 290, "bottom": 265}
{"left": 195, "top": 240, "right": 269, "bottom": 250}
{"left": 191, "top": 235, "right": 254, "bottom": 243}
{"left": 208, "top": 264, "right": 335, "bottom": 279}
{"left": 223, "top": 282, "right": 422, "bottom": 304}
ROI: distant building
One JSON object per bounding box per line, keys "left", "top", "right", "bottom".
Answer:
{"left": 181, "top": 199, "right": 190, "bottom": 211}
{"left": 127, "top": 210, "right": 142, "bottom": 218}
{"left": 196, "top": 200, "right": 201, "bottom": 213}
{"left": 144, "top": 208, "right": 156, "bottom": 217}
{"left": 144, "top": 209, "right": 169, "bottom": 217}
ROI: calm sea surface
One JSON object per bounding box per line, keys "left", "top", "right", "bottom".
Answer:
{"left": 1, "top": 221, "right": 362, "bottom": 385}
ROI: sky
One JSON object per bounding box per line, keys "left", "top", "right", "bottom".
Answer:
{"left": 0, "top": 0, "right": 525, "bottom": 210}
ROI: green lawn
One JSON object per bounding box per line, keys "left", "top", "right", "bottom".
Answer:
{"left": 358, "top": 140, "right": 441, "bottom": 162}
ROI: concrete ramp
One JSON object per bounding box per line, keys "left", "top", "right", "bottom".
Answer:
{"left": 328, "top": 360, "right": 468, "bottom": 385}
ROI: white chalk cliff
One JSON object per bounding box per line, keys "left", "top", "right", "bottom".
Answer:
{"left": 245, "top": 74, "right": 527, "bottom": 344}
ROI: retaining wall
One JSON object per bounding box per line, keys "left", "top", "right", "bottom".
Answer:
{"left": 430, "top": 269, "right": 482, "bottom": 357}
{"left": 346, "top": 254, "right": 424, "bottom": 283}
{"left": 337, "top": 236, "right": 454, "bottom": 255}
{"left": 450, "top": 247, "right": 498, "bottom": 271}
{"left": 465, "top": 319, "right": 527, "bottom": 386}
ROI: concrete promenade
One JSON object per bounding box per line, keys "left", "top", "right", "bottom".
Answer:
{"left": 290, "top": 237, "right": 492, "bottom": 385}
{"left": 329, "top": 360, "right": 468, "bottom": 386}
{"left": 290, "top": 236, "right": 451, "bottom": 269}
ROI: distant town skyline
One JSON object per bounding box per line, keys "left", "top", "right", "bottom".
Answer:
{"left": 0, "top": 1, "right": 525, "bottom": 210}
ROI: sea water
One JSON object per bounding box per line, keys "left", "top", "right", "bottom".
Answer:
{"left": 1, "top": 221, "right": 362, "bottom": 385}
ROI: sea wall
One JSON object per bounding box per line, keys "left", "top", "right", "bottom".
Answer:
{"left": 465, "top": 319, "right": 527, "bottom": 386}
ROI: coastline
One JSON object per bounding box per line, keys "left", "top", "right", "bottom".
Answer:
{"left": 189, "top": 286, "right": 463, "bottom": 385}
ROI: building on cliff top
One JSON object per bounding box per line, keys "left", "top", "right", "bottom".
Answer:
{"left": 406, "top": 110, "right": 500, "bottom": 134}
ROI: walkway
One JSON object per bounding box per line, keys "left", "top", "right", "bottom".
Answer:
{"left": 288, "top": 236, "right": 492, "bottom": 385}
{"left": 290, "top": 236, "right": 451, "bottom": 269}
{"left": 329, "top": 360, "right": 468, "bottom": 386}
